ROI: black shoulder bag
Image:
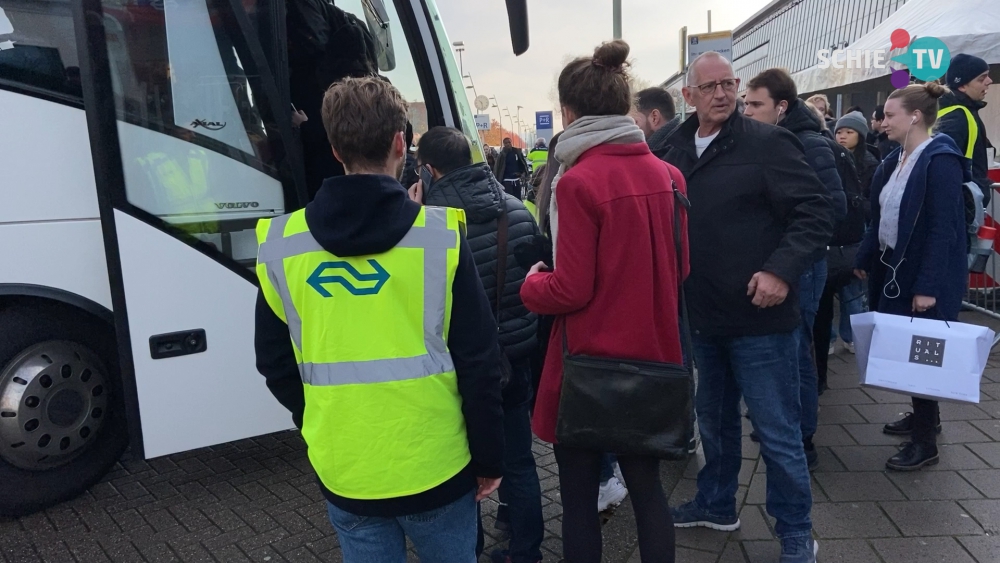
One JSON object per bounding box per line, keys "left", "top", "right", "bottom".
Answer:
{"left": 554, "top": 181, "right": 694, "bottom": 460}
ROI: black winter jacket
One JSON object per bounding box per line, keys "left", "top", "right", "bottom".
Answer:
{"left": 936, "top": 90, "right": 994, "bottom": 205}
{"left": 852, "top": 144, "right": 880, "bottom": 198}
{"left": 662, "top": 110, "right": 834, "bottom": 336}
{"left": 423, "top": 163, "right": 539, "bottom": 361}
{"left": 782, "top": 100, "right": 847, "bottom": 222}
{"left": 254, "top": 174, "right": 504, "bottom": 518}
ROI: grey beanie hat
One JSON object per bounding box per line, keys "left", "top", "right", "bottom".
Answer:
{"left": 835, "top": 111, "right": 869, "bottom": 139}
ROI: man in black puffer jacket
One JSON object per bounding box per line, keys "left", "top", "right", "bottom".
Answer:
{"left": 417, "top": 127, "right": 543, "bottom": 563}
{"left": 745, "top": 69, "right": 846, "bottom": 472}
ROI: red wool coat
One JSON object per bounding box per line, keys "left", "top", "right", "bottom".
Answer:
{"left": 520, "top": 142, "right": 689, "bottom": 443}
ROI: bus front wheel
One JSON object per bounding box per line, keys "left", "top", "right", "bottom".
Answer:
{"left": 0, "top": 303, "right": 128, "bottom": 517}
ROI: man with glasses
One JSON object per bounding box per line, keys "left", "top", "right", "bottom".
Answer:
{"left": 661, "top": 52, "right": 833, "bottom": 563}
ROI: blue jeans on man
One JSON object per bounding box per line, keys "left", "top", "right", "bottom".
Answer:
{"left": 832, "top": 278, "right": 865, "bottom": 344}
{"left": 327, "top": 491, "right": 477, "bottom": 563}
{"left": 691, "top": 332, "right": 813, "bottom": 539}
{"left": 482, "top": 359, "right": 544, "bottom": 563}
{"left": 797, "top": 259, "right": 827, "bottom": 449}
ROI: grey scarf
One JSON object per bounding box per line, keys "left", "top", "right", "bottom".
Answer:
{"left": 550, "top": 115, "right": 646, "bottom": 266}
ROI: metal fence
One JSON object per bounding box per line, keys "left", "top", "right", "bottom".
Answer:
{"left": 963, "top": 183, "right": 1000, "bottom": 348}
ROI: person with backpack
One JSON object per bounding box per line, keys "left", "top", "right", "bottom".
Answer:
{"left": 811, "top": 112, "right": 879, "bottom": 392}
{"left": 854, "top": 83, "right": 970, "bottom": 471}
{"left": 744, "top": 68, "right": 845, "bottom": 471}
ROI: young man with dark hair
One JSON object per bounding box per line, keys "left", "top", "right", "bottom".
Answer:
{"left": 631, "top": 87, "right": 681, "bottom": 155}
{"left": 493, "top": 137, "right": 530, "bottom": 199}
{"left": 936, "top": 53, "right": 994, "bottom": 205}
{"left": 744, "top": 67, "right": 845, "bottom": 472}
{"left": 871, "top": 105, "right": 900, "bottom": 159}
{"left": 417, "top": 126, "right": 543, "bottom": 563}
{"left": 255, "top": 78, "right": 505, "bottom": 563}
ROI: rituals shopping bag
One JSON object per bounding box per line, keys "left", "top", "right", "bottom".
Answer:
{"left": 851, "top": 312, "right": 995, "bottom": 403}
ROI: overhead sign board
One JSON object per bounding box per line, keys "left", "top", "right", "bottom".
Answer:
{"left": 536, "top": 111, "right": 553, "bottom": 130}
{"left": 687, "top": 31, "right": 734, "bottom": 64}
{"left": 474, "top": 114, "right": 491, "bottom": 131}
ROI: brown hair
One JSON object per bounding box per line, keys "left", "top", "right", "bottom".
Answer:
{"left": 321, "top": 77, "right": 408, "bottom": 170}
{"left": 747, "top": 68, "right": 798, "bottom": 105}
{"left": 887, "top": 82, "right": 948, "bottom": 128}
{"left": 558, "top": 40, "right": 632, "bottom": 117}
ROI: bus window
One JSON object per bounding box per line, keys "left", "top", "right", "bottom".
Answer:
{"left": 96, "top": 0, "right": 293, "bottom": 265}
{"left": 0, "top": 0, "right": 82, "bottom": 100}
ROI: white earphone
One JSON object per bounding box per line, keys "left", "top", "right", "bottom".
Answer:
{"left": 911, "top": 115, "right": 918, "bottom": 125}
{"left": 775, "top": 105, "right": 785, "bottom": 125}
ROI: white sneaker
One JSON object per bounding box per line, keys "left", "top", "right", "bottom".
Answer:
{"left": 597, "top": 477, "right": 628, "bottom": 512}
{"left": 612, "top": 462, "right": 625, "bottom": 486}
{"left": 828, "top": 342, "right": 836, "bottom": 355}
{"left": 845, "top": 341, "right": 855, "bottom": 354}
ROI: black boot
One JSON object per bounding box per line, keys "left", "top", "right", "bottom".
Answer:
{"left": 886, "top": 442, "right": 939, "bottom": 471}
{"left": 804, "top": 438, "right": 819, "bottom": 471}
{"left": 883, "top": 413, "right": 943, "bottom": 436}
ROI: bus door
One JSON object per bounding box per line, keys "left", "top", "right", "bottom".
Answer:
{"left": 74, "top": 0, "right": 306, "bottom": 458}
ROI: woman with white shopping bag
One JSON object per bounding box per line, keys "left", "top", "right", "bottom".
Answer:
{"left": 853, "top": 82, "right": 971, "bottom": 471}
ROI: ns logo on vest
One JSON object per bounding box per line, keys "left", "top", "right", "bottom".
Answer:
{"left": 307, "top": 260, "right": 390, "bottom": 296}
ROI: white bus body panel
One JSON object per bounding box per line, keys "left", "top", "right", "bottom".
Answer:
{"left": 114, "top": 211, "right": 292, "bottom": 458}
{"left": 0, "top": 90, "right": 111, "bottom": 309}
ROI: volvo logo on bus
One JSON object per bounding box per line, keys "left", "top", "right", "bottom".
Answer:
{"left": 191, "top": 119, "right": 227, "bottom": 131}
{"left": 215, "top": 202, "right": 260, "bottom": 210}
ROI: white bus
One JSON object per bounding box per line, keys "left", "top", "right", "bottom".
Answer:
{"left": 0, "top": 0, "right": 528, "bottom": 516}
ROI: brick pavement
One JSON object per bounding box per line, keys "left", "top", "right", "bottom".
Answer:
{"left": 3, "top": 315, "right": 1000, "bottom": 563}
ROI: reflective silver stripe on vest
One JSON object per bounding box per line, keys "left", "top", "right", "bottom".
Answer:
{"left": 262, "top": 207, "right": 456, "bottom": 386}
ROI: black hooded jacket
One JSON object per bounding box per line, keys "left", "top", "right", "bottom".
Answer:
{"left": 423, "top": 163, "right": 539, "bottom": 362}
{"left": 781, "top": 99, "right": 848, "bottom": 222}
{"left": 254, "top": 174, "right": 504, "bottom": 517}
{"left": 936, "top": 90, "right": 994, "bottom": 205}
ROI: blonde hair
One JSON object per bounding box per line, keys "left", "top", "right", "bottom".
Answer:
{"left": 888, "top": 82, "right": 949, "bottom": 128}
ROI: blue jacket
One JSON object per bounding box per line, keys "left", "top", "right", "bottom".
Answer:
{"left": 855, "top": 135, "right": 970, "bottom": 320}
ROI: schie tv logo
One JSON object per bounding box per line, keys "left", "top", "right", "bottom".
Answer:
{"left": 817, "top": 28, "right": 952, "bottom": 89}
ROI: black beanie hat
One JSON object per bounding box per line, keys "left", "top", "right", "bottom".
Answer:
{"left": 947, "top": 54, "right": 990, "bottom": 89}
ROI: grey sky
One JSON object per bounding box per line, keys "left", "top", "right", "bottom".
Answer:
{"left": 434, "top": 0, "right": 771, "bottom": 133}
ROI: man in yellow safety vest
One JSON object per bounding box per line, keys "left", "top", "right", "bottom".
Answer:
{"left": 254, "top": 77, "right": 505, "bottom": 562}
{"left": 937, "top": 54, "right": 994, "bottom": 204}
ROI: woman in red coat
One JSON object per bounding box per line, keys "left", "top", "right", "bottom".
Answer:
{"left": 520, "top": 40, "right": 688, "bottom": 563}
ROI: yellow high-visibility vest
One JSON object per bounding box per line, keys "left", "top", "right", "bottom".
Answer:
{"left": 255, "top": 206, "right": 471, "bottom": 499}
{"left": 938, "top": 105, "right": 978, "bottom": 159}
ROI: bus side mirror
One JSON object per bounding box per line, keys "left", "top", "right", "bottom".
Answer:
{"left": 505, "top": 0, "right": 529, "bottom": 56}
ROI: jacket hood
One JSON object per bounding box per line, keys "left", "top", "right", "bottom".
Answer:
{"left": 881, "top": 134, "right": 968, "bottom": 176}
{"left": 305, "top": 174, "right": 420, "bottom": 257}
{"left": 424, "top": 163, "right": 503, "bottom": 223}
{"left": 781, "top": 99, "right": 824, "bottom": 135}
{"left": 942, "top": 90, "right": 988, "bottom": 111}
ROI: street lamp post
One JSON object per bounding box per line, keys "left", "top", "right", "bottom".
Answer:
{"left": 516, "top": 105, "right": 524, "bottom": 148}
{"left": 613, "top": 0, "right": 622, "bottom": 39}
{"left": 503, "top": 108, "right": 515, "bottom": 145}
{"left": 463, "top": 73, "right": 478, "bottom": 99}
{"left": 490, "top": 96, "right": 503, "bottom": 140}
{"left": 452, "top": 41, "right": 465, "bottom": 76}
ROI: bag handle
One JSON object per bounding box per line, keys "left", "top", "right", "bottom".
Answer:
{"left": 562, "top": 175, "right": 693, "bottom": 365}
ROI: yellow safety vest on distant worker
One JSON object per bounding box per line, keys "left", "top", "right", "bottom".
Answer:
{"left": 937, "top": 105, "right": 978, "bottom": 159}
{"left": 255, "top": 206, "right": 471, "bottom": 499}
{"left": 527, "top": 148, "right": 548, "bottom": 173}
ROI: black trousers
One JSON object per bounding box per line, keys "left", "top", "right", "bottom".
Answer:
{"left": 553, "top": 445, "right": 675, "bottom": 563}
{"left": 813, "top": 281, "right": 837, "bottom": 394}
{"left": 912, "top": 397, "right": 940, "bottom": 446}
{"left": 503, "top": 179, "right": 523, "bottom": 200}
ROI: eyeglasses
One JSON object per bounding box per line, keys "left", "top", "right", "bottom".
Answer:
{"left": 693, "top": 79, "right": 739, "bottom": 95}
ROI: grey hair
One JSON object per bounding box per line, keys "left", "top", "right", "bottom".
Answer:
{"left": 685, "top": 52, "right": 735, "bottom": 86}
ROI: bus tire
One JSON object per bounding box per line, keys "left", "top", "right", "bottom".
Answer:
{"left": 0, "top": 303, "right": 128, "bottom": 517}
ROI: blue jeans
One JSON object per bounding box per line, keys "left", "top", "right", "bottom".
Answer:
{"left": 497, "top": 370, "right": 544, "bottom": 563}
{"left": 327, "top": 491, "right": 477, "bottom": 563}
{"left": 833, "top": 278, "right": 865, "bottom": 344}
{"left": 797, "top": 259, "right": 826, "bottom": 443}
{"left": 692, "top": 332, "right": 812, "bottom": 539}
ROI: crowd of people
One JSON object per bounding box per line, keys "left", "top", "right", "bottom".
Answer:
{"left": 254, "top": 35, "right": 993, "bottom": 563}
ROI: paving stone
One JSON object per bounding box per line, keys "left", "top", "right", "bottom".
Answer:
{"left": 957, "top": 535, "right": 1000, "bottom": 563}
{"left": 841, "top": 423, "right": 908, "bottom": 446}
{"left": 811, "top": 503, "right": 899, "bottom": 538}
{"left": 820, "top": 389, "right": 876, "bottom": 406}
{"left": 938, "top": 421, "right": 995, "bottom": 444}
{"left": 674, "top": 526, "right": 730, "bottom": 554}
{"left": 882, "top": 501, "right": 985, "bottom": 536}
{"left": 733, "top": 506, "right": 774, "bottom": 541}
{"left": 668, "top": 547, "right": 717, "bottom": 563}
{"left": 968, "top": 443, "right": 1000, "bottom": 468}
{"left": 806, "top": 539, "right": 881, "bottom": 562}
{"left": 829, "top": 446, "right": 901, "bottom": 471}
{"left": 887, "top": 471, "right": 983, "bottom": 500}
{"left": 939, "top": 402, "right": 994, "bottom": 422}
{"left": 818, "top": 405, "right": 867, "bottom": 425}
{"left": 871, "top": 537, "right": 977, "bottom": 563}
{"left": 861, "top": 388, "right": 913, "bottom": 404}
{"left": 741, "top": 540, "right": 781, "bottom": 563}
{"left": 717, "top": 541, "right": 749, "bottom": 563}
{"left": 960, "top": 470, "right": 1000, "bottom": 499}
{"left": 813, "top": 472, "right": 905, "bottom": 502}
{"left": 976, "top": 401, "right": 1000, "bottom": 419}
{"left": 746, "top": 473, "right": 766, "bottom": 505}
{"left": 813, "top": 424, "right": 859, "bottom": 447}
{"left": 959, "top": 499, "right": 1000, "bottom": 534}
{"left": 969, "top": 419, "right": 1000, "bottom": 441}
{"left": 853, "top": 404, "right": 918, "bottom": 424}
{"left": 926, "top": 444, "right": 993, "bottom": 472}
{"left": 811, "top": 447, "right": 849, "bottom": 473}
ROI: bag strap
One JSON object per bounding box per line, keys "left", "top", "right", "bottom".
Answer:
{"left": 495, "top": 199, "right": 509, "bottom": 328}
{"left": 671, "top": 177, "right": 694, "bottom": 372}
